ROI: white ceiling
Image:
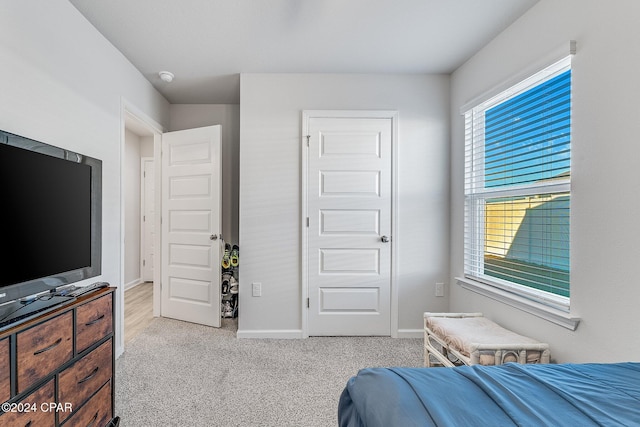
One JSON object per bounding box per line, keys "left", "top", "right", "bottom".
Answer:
{"left": 69, "top": 0, "right": 538, "bottom": 104}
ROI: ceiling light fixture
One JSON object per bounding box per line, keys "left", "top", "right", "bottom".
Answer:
{"left": 158, "top": 71, "right": 174, "bottom": 83}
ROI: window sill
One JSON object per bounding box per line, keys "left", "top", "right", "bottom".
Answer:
{"left": 455, "top": 277, "right": 580, "bottom": 331}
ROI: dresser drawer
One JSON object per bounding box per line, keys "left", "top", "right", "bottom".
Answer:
{"left": 62, "top": 380, "right": 112, "bottom": 427}
{"left": 58, "top": 339, "right": 112, "bottom": 423}
{"left": 76, "top": 295, "right": 113, "bottom": 353}
{"left": 17, "top": 312, "right": 73, "bottom": 393}
{"left": 0, "top": 378, "right": 55, "bottom": 427}
{"left": 0, "top": 338, "right": 9, "bottom": 403}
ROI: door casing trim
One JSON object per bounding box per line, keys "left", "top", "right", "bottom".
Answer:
{"left": 301, "top": 110, "right": 399, "bottom": 338}
{"left": 140, "top": 156, "right": 154, "bottom": 283}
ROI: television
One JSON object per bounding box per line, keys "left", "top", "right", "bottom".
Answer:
{"left": 0, "top": 129, "right": 102, "bottom": 326}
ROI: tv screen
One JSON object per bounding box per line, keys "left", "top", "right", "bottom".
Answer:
{"left": 0, "top": 130, "right": 101, "bottom": 303}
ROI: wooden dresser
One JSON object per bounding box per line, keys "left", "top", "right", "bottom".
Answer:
{"left": 0, "top": 287, "right": 115, "bottom": 427}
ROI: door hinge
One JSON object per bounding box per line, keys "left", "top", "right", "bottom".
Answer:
{"left": 306, "top": 297, "right": 310, "bottom": 308}
{"left": 143, "top": 259, "right": 146, "bottom": 267}
{"left": 306, "top": 135, "right": 310, "bottom": 147}
{"left": 306, "top": 217, "right": 309, "bottom": 227}
{"left": 143, "top": 215, "right": 146, "bottom": 222}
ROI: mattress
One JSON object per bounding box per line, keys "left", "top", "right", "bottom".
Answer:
{"left": 338, "top": 362, "right": 640, "bottom": 426}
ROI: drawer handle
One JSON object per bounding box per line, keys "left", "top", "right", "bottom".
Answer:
{"left": 85, "top": 314, "right": 105, "bottom": 326}
{"left": 78, "top": 366, "right": 99, "bottom": 384}
{"left": 33, "top": 337, "right": 62, "bottom": 355}
{"left": 86, "top": 411, "right": 98, "bottom": 427}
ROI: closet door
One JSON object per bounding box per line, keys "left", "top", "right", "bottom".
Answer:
{"left": 306, "top": 115, "right": 393, "bottom": 336}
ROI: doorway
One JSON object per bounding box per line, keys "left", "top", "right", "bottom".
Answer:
{"left": 122, "top": 107, "right": 162, "bottom": 351}
{"left": 121, "top": 107, "right": 227, "bottom": 353}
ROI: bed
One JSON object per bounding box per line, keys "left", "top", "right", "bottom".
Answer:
{"left": 338, "top": 362, "right": 640, "bottom": 426}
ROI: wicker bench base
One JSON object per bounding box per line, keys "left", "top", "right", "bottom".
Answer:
{"left": 423, "top": 312, "right": 550, "bottom": 367}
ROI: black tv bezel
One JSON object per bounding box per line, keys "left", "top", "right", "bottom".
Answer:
{"left": 0, "top": 129, "right": 102, "bottom": 304}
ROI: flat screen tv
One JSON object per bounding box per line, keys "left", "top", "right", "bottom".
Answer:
{"left": 0, "top": 129, "right": 102, "bottom": 306}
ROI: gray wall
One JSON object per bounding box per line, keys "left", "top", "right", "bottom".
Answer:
{"left": 8, "top": 0, "right": 635, "bottom": 365}
{"left": 450, "top": 0, "right": 640, "bottom": 362}
{"left": 124, "top": 129, "right": 142, "bottom": 288}
{"left": 238, "top": 73, "right": 450, "bottom": 336}
{"left": 0, "top": 0, "right": 170, "bottom": 358}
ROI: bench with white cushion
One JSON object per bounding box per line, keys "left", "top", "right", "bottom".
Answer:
{"left": 423, "top": 312, "right": 550, "bottom": 367}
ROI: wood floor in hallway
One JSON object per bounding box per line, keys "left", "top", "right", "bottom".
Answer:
{"left": 124, "top": 282, "right": 154, "bottom": 344}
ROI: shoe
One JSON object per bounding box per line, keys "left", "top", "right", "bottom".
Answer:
{"left": 230, "top": 244, "right": 239, "bottom": 267}
{"left": 221, "top": 243, "right": 231, "bottom": 270}
{"left": 222, "top": 300, "right": 233, "bottom": 318}
{"left": 221, "top": 280, "right": 230, "bottom": 296}
{"left": 232, "top": 295, "right": 238, "bottom": 318}
{"left": 229, "top": 277, "right": 238, "bottom": 294}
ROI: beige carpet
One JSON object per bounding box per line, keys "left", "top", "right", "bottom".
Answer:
{"left": 115, "top": 317, "right": 422, "bottom": 427}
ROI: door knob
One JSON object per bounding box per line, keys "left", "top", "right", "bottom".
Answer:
{"left": 210, "top": 234, "right": 218, "bottom": 241}
{"left": 381, "top": 235, "right": 391, "bottom": 243}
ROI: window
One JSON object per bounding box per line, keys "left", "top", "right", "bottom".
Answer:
{"left": 464, "top": 57, "right": 571, "bottom": 310}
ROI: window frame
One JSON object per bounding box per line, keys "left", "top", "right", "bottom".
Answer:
{"left": 462, "top": 56, "right": 573, "bottom": 316}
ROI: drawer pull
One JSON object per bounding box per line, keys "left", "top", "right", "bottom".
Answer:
{"left": 33, "top": 337, "right": 62, "bottom": 355}
{"left": 85, "top": 314, "right": 105, "bottom": 327}
{"left": 86, "top": 411, "right": 98, "bottom": 427}
{"left": 78, "top": 366, "right": 100, "bottom": 384}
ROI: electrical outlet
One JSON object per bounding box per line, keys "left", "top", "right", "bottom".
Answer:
{"left": 252, "top": 282, "right": 262, "bottom": 297}
{"left": 435, "top": 282, "right": 445, "bottom": 297}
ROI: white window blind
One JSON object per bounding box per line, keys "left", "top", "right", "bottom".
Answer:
{"left": 464, "top": 56, "right": 571, "bottom": 310}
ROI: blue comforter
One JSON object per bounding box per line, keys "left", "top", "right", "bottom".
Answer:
{"left": 338, "top": 363, "right": 640, "bottom": 426}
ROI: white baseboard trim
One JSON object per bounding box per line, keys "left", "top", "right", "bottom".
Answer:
{"left": 124, "top": 278, "right": 144, "bottom": 291}
{"left": 236, "top": 329, "right": 304, "bottom": 339}
{"left": 237, "top": 329, "right": 422, "bottom": 339}
{"left": 397, "top": 329, "right": 423, "bottom": 339}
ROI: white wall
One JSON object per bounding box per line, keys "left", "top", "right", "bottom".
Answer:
{"left": 239, "top": 73, "right": 450, "bottom": 336}
{"left": 0, "top": 0, "right": 170, "bottom": 358}
{"left": 450, "top": 0, "right": 640, "bottom": 362}
{"left": 169, "top": 104, "right": 240, "bottom": 246}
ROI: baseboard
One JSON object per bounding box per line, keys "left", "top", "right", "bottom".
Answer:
{"left": 237, "top": 329, "right": 421, "bottom": 339}
{"left": 236, "top": 329, "right": 304, "bottom": 339}
{"left": 396, "top": 329, "right": 423, "bottom": 339}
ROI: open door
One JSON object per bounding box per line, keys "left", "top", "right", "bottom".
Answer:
{"left": 160, "top": 125, "right": 222, "bottom": 327}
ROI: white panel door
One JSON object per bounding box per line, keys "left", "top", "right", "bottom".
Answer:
{"left": 307, "top": 117, "right": 392, "bottom": 335}
{"left": 161, "top": 126, "right": 221, "bottom": 327}
{"left": 142, "top": 158, "right": 155, "bottom": 282}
